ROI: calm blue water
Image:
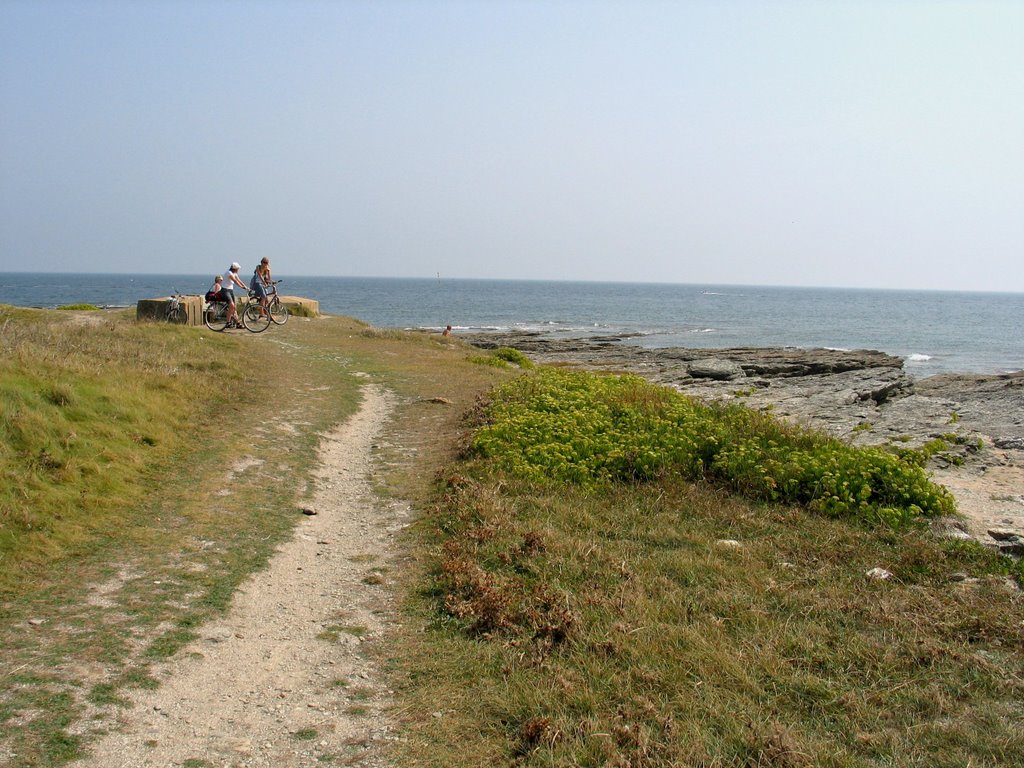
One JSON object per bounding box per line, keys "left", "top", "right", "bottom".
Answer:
{"left": 2, "top": 272, "right": 1022, "bottom": 376}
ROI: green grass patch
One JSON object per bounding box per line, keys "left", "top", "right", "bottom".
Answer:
{"left": 288, "top": 303, "right": 318, "bottom": 318}
{"left": 491, "top": 347, "right": 534, "bottom": 368}
{"left": 471, "top": 368, "right": 954, "bottom": 526}
{"left": 469, "top": 354, "right": 511, "bottom": 368}
{"left": 86, "top": 683, "right": 129, "bottom": 708}
{"left": 317, "top": 624, "right": 369, "bottom": 642}
{"left": 0, "top": 306, "right": 244, "bottom": 592}
{"left": 56, "top": 304, "right": 101, "bottom": 311}
{"left": 469, "top": 346, "right": 535, "bottom": 370}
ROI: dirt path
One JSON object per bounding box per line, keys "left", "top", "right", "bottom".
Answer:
{"left": 73, "top": 383, "right": 402, "bottom": 768}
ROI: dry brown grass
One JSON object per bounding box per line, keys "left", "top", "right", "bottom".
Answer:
{"left": 393, "top": 456, "right": 1024, "bottom": 767}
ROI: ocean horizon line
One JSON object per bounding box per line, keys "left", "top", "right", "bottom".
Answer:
{"left": 1, "top": 271, "right": 1021, "bottom": 298}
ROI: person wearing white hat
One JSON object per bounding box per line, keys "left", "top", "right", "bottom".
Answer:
{"left": 222, "top": 262, "right": 247, "bottom": 328}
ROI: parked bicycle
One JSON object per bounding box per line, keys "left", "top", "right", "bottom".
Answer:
{"left": 165, "top": 290, "right": 185, "bottom": 324}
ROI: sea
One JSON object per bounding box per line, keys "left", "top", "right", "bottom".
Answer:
{"left": 2, "top": 272, "right": 1022, "bottom": 377}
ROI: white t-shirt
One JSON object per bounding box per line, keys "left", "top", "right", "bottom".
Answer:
{"left": 224, "top": 269, "right": 243, "bottom": 291}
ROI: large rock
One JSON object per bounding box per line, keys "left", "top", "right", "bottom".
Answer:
{"left": 687, "top": 359, "right": 744, "bottom": 380}
{"left": 916, "top": 372, "right": 1024, "bottom": 446}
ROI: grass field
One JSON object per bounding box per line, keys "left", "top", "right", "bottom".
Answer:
{"left": 0, "top": 307, "right": 505, "bottom": 766}
{"left": 394, "top": 369, "right": 1024, "bottom": 767}
{"left": 1, "top": 306, "right": 1021, "bottom": 767}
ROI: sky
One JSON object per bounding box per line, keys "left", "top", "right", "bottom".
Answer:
{"left": 1, "top": 1, "right": 1022, "bottom": 291}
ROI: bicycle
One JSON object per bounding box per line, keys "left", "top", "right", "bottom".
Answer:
{"left": 267, "top": 280, "right": 289, "bottom": 325}
{"left": 242, "top": 289, "right": 272, "bottom": 333}
{"left": 203, "top": 291, "right": 270, "bottom": 333}
{"left": 203, "top": 298, "right": 233, "bottom": 332}
{"left": 165, "top": 289, "right": 185, "bottom": 324}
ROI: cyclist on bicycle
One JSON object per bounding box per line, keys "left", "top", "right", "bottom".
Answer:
{"left": 222, "top": 262, "right": 247, "bottom": 328}
{"left": 250, "top": 257, "right": 272, "bottom": 316}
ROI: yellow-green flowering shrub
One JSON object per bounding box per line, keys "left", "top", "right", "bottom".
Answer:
{"left": 472, "top": 368, "right": 954, "bottom": 524}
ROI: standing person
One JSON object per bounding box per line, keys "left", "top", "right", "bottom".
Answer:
{"left": 250, "top": 257, "right": 272, "bottom": 316}
{"left": 223, "top": 262, "right": 247, "bottom": 328}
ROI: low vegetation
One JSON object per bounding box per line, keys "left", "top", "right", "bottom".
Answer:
{"left": 285, "top": 302, "right": 317, "bottom": 318}
{"left": 472, "top": 368, "right": 954, "bottom": 526}
{"left": 395, "top": 366, "right": 1024, "bottom": 767}
{"left": 470, "top": 346, "right": 536, "bottom": 369}
{"left": 0, "top": 305, "right": 237, "bottom": 589}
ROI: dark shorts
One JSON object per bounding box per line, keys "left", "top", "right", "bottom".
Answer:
{"left": 223, "top": 289, "right": 235, "bottom": 305}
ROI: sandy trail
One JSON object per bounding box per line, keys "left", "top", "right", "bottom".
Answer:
{"left": 74, "top": 384, "right": 401, "bottom": 768}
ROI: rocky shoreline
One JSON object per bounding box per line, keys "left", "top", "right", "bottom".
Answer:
{"left": 463, "top": 330, "right": 1024, "bottom": 553}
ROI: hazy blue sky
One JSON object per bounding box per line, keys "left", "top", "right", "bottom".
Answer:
{"left": 1, "top": 1, "right": 1021, "bottom": 291}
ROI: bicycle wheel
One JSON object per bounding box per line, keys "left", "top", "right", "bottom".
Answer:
{"left": 204, "top": 302, "right": 229, "bottom": 332}
{"left": 269, "top": 297, "right": 289, "bottom": 325}
{"left": 166, "top": 306, "right": 184, "bottom": 324}
{"left": 242, "top": 301, "right": 272, "bottom": 333}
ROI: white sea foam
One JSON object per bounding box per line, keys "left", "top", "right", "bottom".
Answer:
{"left": 460, "top": 324, "right": 509, "bottom": 332}
{"left": 907, "top": 353, "right": 933, "bottom": 362}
